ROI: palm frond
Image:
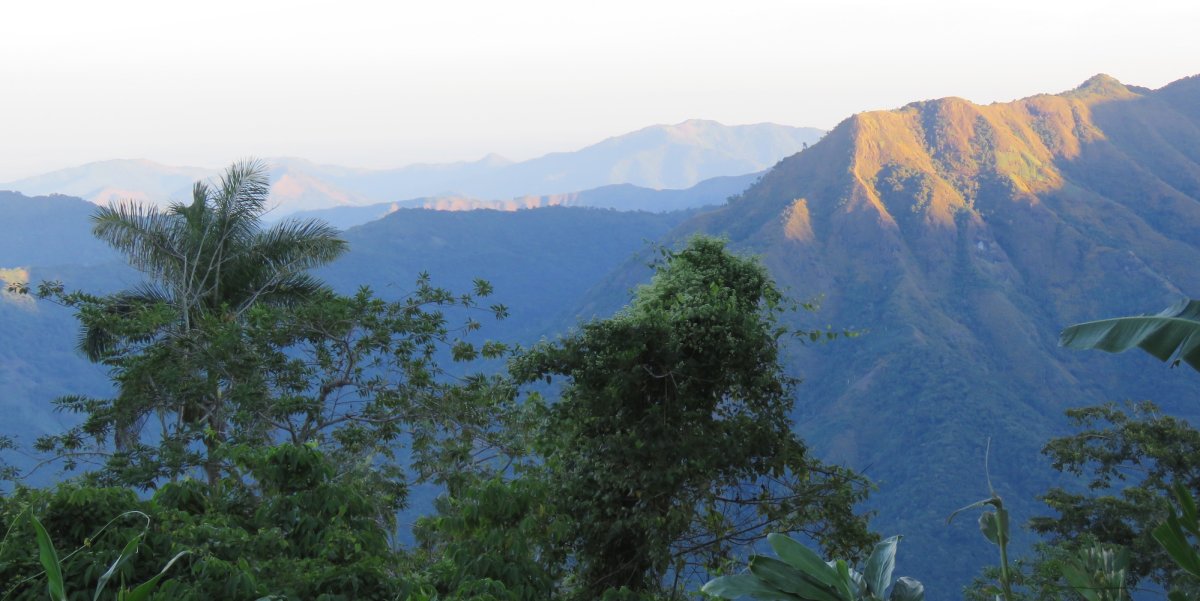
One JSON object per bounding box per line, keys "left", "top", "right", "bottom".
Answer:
{"left": 92, "top": 201, "right": 187, "bottom": 280}
{"left": 214, "top": 158, "right": 270, "bottom": 237}
{"left": 1060, "top": 299, "right": 1200, "bottom": 372}
{"left": 252, "top": 218, "right": 348, "bottom": 272}
{"left": 247, "top": 272, "right": 331, "bottom": 309}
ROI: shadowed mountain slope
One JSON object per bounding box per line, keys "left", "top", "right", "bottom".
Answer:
{"left": 319, "top": 206, "right": 698, "bottom": 343}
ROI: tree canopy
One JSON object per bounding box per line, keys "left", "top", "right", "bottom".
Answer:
{"left": 511, "top": 236, "right": 873, "bottom": 598}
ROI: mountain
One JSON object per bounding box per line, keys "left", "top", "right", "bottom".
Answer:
{"left": 573, "top": 73, "right": 1200, "bottom": 593}
{"left": 0, "top": 192, "right": 133, "bottom": 450}
{"left": 318, "top": 206, "right": 700, "bottom": 343}
{"left": 1, "top": 160, "right": 211, "bottom": 209}
{"left": 291, "top": 172, "right": 758, "bottom": 230}
{"left": 0, "top": 192, "right": 120, "bottom": 266}
{"left": 385, "top": 119, "right": 820, "bottom": 197}
{"left": 1, "top": 121, "right": 820, "bottom": 216}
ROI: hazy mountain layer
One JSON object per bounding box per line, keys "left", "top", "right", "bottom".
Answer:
{"left": 292, "top": 172, "right": 757, "bottom": 230}
{"left": 2, "top": 121, "right": 820, "bottom": 216}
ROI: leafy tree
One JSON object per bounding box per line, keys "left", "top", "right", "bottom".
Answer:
{"left": 30, "top": 277, "right": 510, "bottom": 492}
{"left": 0, "top": 435, "right": 17, "bottom": 489}
{"left": 34, "top": 160, "right": 346, "bottom": 486}
{"left": 414, "top": 476, "right": 566, "bottom": 601}
{"left": 1030, "top": 402, "right": 1200, "bottom": 591}
{"left": 510, "top": 236, "right": 873, "bottom": 599}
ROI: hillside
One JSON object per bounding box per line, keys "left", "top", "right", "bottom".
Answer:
{"left": 0, "top": 192, "right": 133, "bottom": 450}
{"left": 575, "top": 73, "right": 1200, "bottom": 593}
{"left": 2, "top": 121, "right": 819, "bottom": 216}
{"left": 320, "top": 206, "right": 698, "bottom": 343}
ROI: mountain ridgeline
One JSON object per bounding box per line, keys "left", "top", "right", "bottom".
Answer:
{"left": 571, "top": 73, "right": 1200, "bottom": 592}
{"left": 2, "top": 120, "right": 819, "bottom": 216}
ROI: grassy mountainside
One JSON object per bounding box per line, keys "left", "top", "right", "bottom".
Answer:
{"left": 578, "top": 73, "right": 1200, "bottom": 594}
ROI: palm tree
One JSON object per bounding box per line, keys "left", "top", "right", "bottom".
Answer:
{"left": 86, "top": 159, "right": 347, "bottom": 484}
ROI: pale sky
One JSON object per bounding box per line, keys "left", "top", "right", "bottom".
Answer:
{"left": 1, "top": 0, "right": 1197, "bottom": 182}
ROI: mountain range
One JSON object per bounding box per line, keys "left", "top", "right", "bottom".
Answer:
{"left": 3, "top": 74, "right": 1200, "bottom": 594}
{"left": 0, "top": 120, "right": 821, "bottom": 216}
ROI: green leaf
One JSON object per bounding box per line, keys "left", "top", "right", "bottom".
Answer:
{"left": 1060, "top": 563, "right": 1100, "bottom": 601}
{"left": 833, "top": 560, "right": 855, "bottom": 601}
{"left": 946, "top": 497, "right": 995, "bottom": 525}
{"left": 120, "top": 551, "right": 188, "bottom": 601}
{"left": 701, "top": 574, "right": 797, "bottom": 600}
{"left": 748, "top": 556, "right": 844, "bottom": 601}
{"left": 95, "top": 534, "right": 143, "bottom": 601}
{"left": 30, "top": 515, "right": 67, "bottom": 601}
{"left": 889, "top": 577, "right": 924, "bottom": 601}
{"left": 1153, "top": 519, "right": 1200, "bottom": 578}
{"left": 1171, "top": 482, "right": 1199, "bottom": 535}
{"left": 863, "top": 535, "right": 899, "bottom": 596}
{"left": 1059, "top": 299, "right": 1200, "bottom": 371}
{"left": 978, "top": 511, "right": 1001, "bottom": 546}
{"left": 767, "top": 533, "right": 843, "bottom": 591}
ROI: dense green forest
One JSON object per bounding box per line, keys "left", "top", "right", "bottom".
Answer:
{"left": 3, "top": 156, "right": 1200, "bottom": 601}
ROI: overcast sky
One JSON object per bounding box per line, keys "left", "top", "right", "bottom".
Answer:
{"left": 1, "top": 0, "right": 1197, "bottom": 181}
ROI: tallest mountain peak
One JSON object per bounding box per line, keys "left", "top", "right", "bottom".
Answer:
{"left": 1069, "top": 73, "right": 1138, "bottom": 100}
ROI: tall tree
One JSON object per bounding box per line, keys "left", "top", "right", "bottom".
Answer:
{"left": 42, "top": 160, "right": 347, "bottom": 485}
{"left": 511, "top": 236, "right": 873, "bottom": 599}
{"left": 1031, "top": 402, "right": 1200, "bottom": 593}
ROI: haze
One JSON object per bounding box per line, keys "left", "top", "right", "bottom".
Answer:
{"left": 1, "top": 0, "right": 1197, "bottom": 181}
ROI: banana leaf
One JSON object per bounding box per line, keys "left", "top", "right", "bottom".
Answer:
{"left": 1059, "top": 299, "right": 1200, "bottom": 372}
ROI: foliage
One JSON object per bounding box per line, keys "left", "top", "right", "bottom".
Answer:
{"left": 510, "top": 236, "right": 873, "bottom": 598}
{"left": 702, "top": 533, "right": 924, "bottom": 601}
{"left": 1153, "top": 483, "right": 1200, "bottom": 600}
{"left": 414, "top": 476, "right": 565, "bottom": 601}
{"left": 29, "top": 274, "right": 509, "bottom": 491}
{"left": 1053, "top": 300, "right": 1200, "bottom": 598}
{"left": 1059, "top": 298, "right": 1200, "bottom": 371}
{"left": 26, "top": 511, "right": 186, "bottom": 601}
{"left": 1, "top": 444, "right": 407, "bottom": 600}
{"left": 1060, "top": 542, "right": 1129, "bottom": 601}
{"left": 0, "top": 436, "right": 17, "bottom": 489}
{"left": 1030, "top": 402, "right": 1200, "bottom": 590}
